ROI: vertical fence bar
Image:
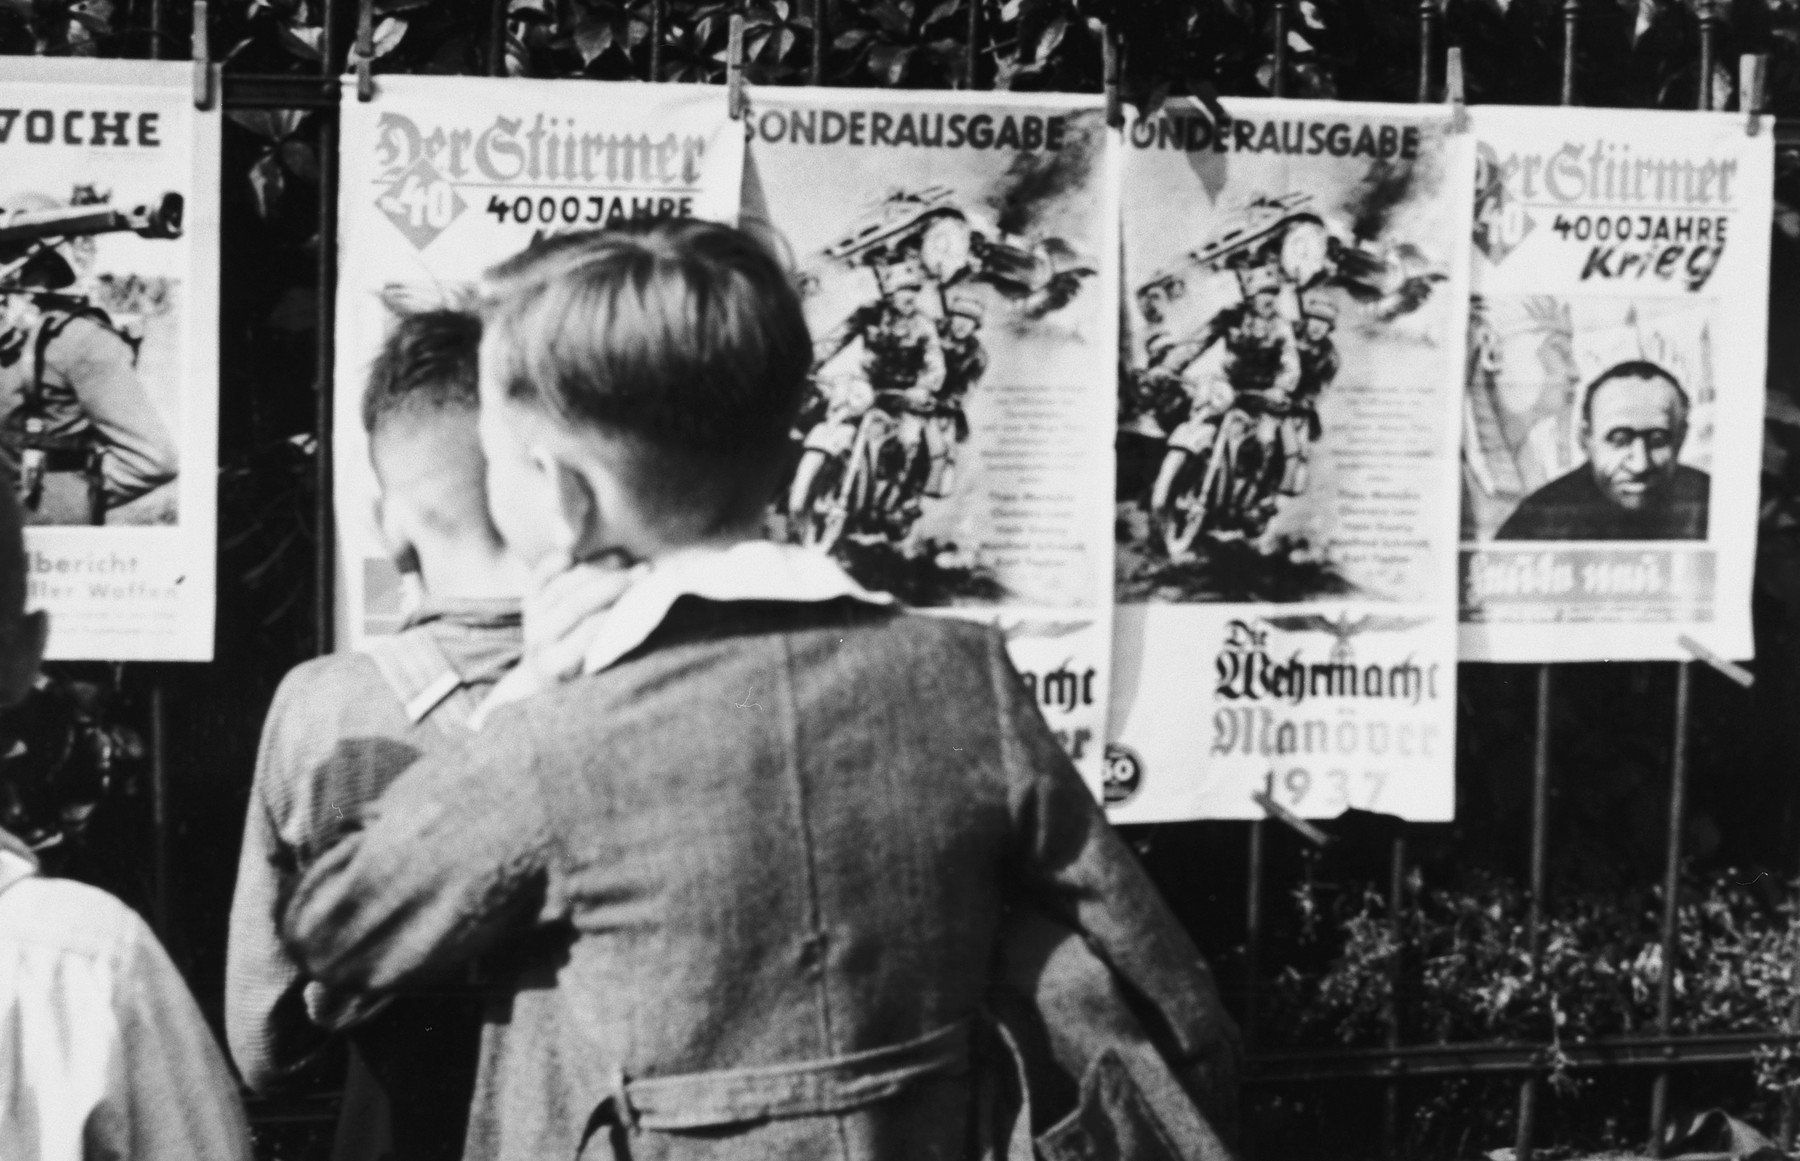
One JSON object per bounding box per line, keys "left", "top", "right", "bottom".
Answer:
{"left": 1245, "top": 818, "right": 1266, "bottom": 1054}
{"left": 809, "top": 0, "right": 825, "bottom": 85}
{"left": 1785, "top": 903, "right": 1800, "bottom": 1149}
{"left": 149, "top": 678, "right": 172, "bottom": 944}
{"left": 1645, "top": 38, "right": 1716, "bottom": 1145}
{"left": 1697, "top": 2, "right": 1718, "bottom": 110}
{"left": 1649, "top": 662, "right": 1694, "bottom": 1155}
{"left": 1526, "top": 669, "right": 1553, "bottom": 961}
{"left": 1514, "top": 21, "right": 1577, "bottom": 1150}
{"left": 1381, "top": 834, "right": 1407, "bottom": 1156}
{"left": 1516, "top": 25, "right": 1578, "bottom": 1154}
{"left": 1515, "top": 665, "right": 1554, "bottom": 1159}
{"left": 963, "top": 0, "right": 979, "bottom": 89}
{"left": 487, "top": 0, "right": 507, "bottom": 74}
{"left": 1101, "top": 21, "right": 1121, "bottom": 129}
{"left": 1416, "top": 0, "right": 1435, "bottom": 102}
{"left": 1269, "top": 0, "right": 1288, "bottom": 98}
{"left": 1559, "top": 0, "right": 1580, "bottom": 107}
{"left": 314, "top": 0, "right": 339, "bottom": 658}
{"left": 648, "top": 0, "right": 664, "bottom": 83}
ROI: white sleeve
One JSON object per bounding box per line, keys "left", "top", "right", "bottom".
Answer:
{"left": 101, "top": 914, "right": 254, "bottom": 1161}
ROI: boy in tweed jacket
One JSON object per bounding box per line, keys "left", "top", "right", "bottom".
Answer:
{"left": 285, "top": 220, "right": 1236, "bottom": 1161}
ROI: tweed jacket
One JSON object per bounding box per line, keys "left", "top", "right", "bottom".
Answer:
{"left": 229, "top": 599, "right": 521, "bottom": 1161}
{"left": 286, "top": 554, "right": 1224, "bottom": 1161}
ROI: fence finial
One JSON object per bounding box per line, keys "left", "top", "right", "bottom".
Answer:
{"left": 1742, "top": 53, "right": 1768, "bottom": 136}
{"left": 727, "top": 12, "right": 747, "bottom": 120}
{"left": 191, "top": 0, "right": 212, "bottom": 110}
{"left": 352, "top": 0, "right": 375, "bottom": 101}
{"left": 1444, "top": 45, "right": 1466, "bottom": 134}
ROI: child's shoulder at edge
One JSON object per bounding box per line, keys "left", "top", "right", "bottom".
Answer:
{"left": 259, "top": 649, "right": 412, "bottom": 766}
{"left": 270, "top": 649, "right": 391, "bottom": 717}
{"left": 854, "top": 605, "right": 1008, "bottom": 660}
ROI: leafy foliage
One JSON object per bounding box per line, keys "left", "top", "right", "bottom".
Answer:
{"left": 1260, "top": 871, "right": 1800, "bottom": 1152}
{"left": 1272, "top": 871, "right": 1800, "bottom": 1047}
{"left": 1263, "top": 869, "right": 1800, "bottom": 1152}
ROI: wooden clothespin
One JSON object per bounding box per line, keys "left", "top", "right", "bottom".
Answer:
{"left": 1100, "top": 20, "right": 1122, "bottom": 131}
{"left": 191, "top": 0, "right": 212, "bottom": 110}
{"left": 1444, "top": 45, "right": 1467, "bottom": 134}
{"left": 727, "top": 12, "right": 747, "bottom": 120}
{"left": 1251, "top": 788, "right": 1333, "bottom": 847}
{"left": 1677, "top": 634, "right": 1755, "bottom": 689}
{"left": 352, "top": 0, "right": 376, "bottom": 102}
{"left": 1742, "top": 53, "right": 1768, "bottom": 136}
{"left": 1192, "top": 80, "right": 1229, "bottom": 135}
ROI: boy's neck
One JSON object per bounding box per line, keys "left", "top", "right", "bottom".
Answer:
{"left": 597, "top": 521, "right": 764, "bottom": 567}
{"left": 417, "top": 540, "right": 529, "bottom": 601}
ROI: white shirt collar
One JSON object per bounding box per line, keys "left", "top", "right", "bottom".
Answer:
{"left": 579, "top": 540, "right": 892, "bottom": 676}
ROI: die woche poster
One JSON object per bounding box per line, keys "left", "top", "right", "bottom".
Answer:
{"left": 2, "top": 58, "right": 221, "bottom": 661}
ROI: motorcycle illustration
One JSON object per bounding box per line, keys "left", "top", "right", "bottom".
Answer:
{"left": 1150, "top": 387, "right": 1292, "bottom": 560}
{"left": 787, "top": 382, "right": 935, "bottom": 552}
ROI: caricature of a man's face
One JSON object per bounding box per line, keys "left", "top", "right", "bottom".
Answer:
{"left": 1583, "top": 371, "right": 1687, "bottom": 512}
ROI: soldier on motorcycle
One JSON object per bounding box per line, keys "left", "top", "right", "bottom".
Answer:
{"left": 918, "top": 288, "right": 987, "bottom": 499}
{"left": 1147, "top": 261, "right": 1300, "bottom": 534}
{"left": 788, "top": 257, "right": 946, "bottom": 539}
{"left": 0, "top": 193, "right": 178, "bottom": 526}
{"left": 1278, "top": 288, "right": 1341, "bottom": 497}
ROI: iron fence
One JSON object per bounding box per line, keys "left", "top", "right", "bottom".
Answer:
{"left": 77, "top": 0, "right": 1800, "bottom": 1155}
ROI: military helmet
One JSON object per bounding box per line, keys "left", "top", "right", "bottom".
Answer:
{"left": 874, "top": 255, "right": 926, "bottom": 295}
{"left": 0, "top": 193, "right": 82, "bottom": 291}
{"left": 945, "top": 289, "right": 986, "bottom": 322}
{"left": 1235, "top": 263, "right": 1282, "bottom": 298}
{"left": 1301, "top": 289, "right": 1339, "bottom": 322}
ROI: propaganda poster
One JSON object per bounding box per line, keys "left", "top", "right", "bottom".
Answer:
{"left": 1, "top": 59, "right": 220, "bottom": 660}
{"left": 743, "top": 88, "right": 1119, "bottom": 790}
{"left": 1107, "top": 99, "right": 1472, "bottom": 822}
{"left": 1458, "top": 107, "right": 1772, "bottom": 662}
{"left": 334, "top": 75, "right": 743, "bottom": 648}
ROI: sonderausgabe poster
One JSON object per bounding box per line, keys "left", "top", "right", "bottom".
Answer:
{"left": 743, "top": 88, "right": 1119, "bottom": 791}
{"left": 1458, "top": 107, "right": 1772, "bottom": 662}
{"left": 1, "top": 59, "right": 220, "bottom": 660}
{"left": 333, "top": 75, "right": 744, "bottom": 648}
{"left": 1107, "top": 99, "right": 1472, "bottom": 822}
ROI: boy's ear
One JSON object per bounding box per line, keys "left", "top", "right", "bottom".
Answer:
{"left": 373, "top": 492, "right": 421, "bottom": 578}
{"left": 535, "top": 449, "right": 598, "bottom": 561}
{"left": 0, "top": 610, "right": 48, "bottom": 708}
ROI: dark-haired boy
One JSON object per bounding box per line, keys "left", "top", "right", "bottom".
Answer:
{"left": 226, "top": 309, "right": 530, "bottom": 1161}
{"left": 287, "top": 220, "right": 1235, "bottom": 1161}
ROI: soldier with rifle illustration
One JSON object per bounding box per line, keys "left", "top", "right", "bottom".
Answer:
{"left": 0, "top": 191, "right": 183, "bottom": 526}
{"left": 1148, "top": 260, "right": 1301, "bottom": 533}
{"left": 1133, "top": 193, "right": 1447, "bottom": 557}
{"left": 789, "top": 255, "right": 946, "bottom": 539}
{"left": 784, "top": 187, "right": 1095, "bottom": 554}
{"left": 918, "top": 287, "right": 987, "bottom": 499}
{"left": 1279, "top": 287, "right": 1342, "bottom": 497}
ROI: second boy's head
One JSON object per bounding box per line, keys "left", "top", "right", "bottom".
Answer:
{"left": 477, "top": 219, "right": 810, "bottom": 565}
{"left": 363, "top": 309, "right": 513, "bottom": 591}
